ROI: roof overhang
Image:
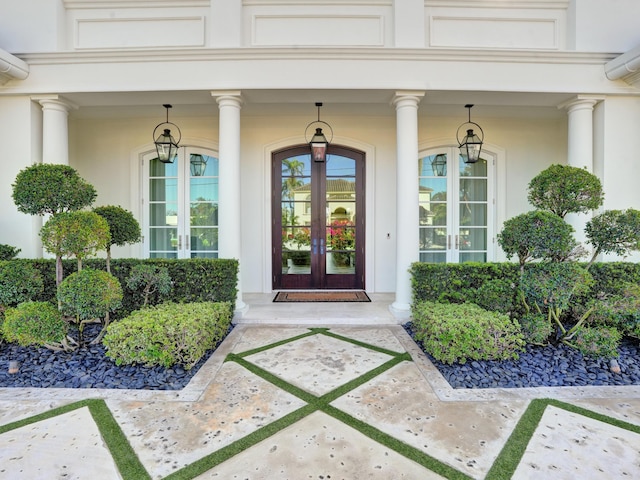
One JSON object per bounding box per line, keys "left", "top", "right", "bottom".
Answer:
{"left": 605, "top": 44, "right": 640, "bottom": 87}
{"left": 0, "top": 48, "right": 29, "bottom": 85}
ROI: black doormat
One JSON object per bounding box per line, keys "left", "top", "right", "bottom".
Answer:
{"left": 273, "top": 291, "right": 371, "bottom": 303}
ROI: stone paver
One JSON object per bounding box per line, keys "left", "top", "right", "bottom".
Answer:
{"left": 1, "top": 324, "right": 640, "bottom": 480}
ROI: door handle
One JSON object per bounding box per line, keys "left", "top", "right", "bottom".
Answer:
{"left": 178, "top": 235, "right": 182, "bottom": 249}
{"left": 447, "top": 235, "right": 451, "bottom": 249}
{"left": 455, "top": 235, "right": 459, "bottom": 249}
{"left": 312, "top": 238, "right": 317, "bottom": 255}
{"left": 320, "top": 237, "right": 325, "bottom": 255}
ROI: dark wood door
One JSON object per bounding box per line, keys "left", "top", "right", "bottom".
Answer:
{"left": 272, "top": 145, "right": 365, "bottom": 289}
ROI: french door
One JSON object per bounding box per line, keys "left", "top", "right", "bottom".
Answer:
{"left": 418, "top": 149, "right": 493, "bottom": 263}
{"left": 143, "top": 147, "right": 219, "bottom": 259}
{"left": 272, "top": 145, "right": 365, "bottom": 289}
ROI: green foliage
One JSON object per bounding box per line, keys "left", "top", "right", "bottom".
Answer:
{"left": 0, "top": 244, "right": 20, "bottom": 260}
{"left": 521, "top": 262, "right": 593, "bottom": 316}
{"left": 0, "top": 260, "right": 44, "bottom": 307}
{"left": 58, "top": 269, "right": 123, "bottom": 321}
{"left": 41, "top": 211, "right": 111, "bottom": 269}
{"left": 411, "top": 301, "right": 525, "bottom": 364}
{"left": 497, "top": 211, "right": 578, "bottom": 266}
{"left": 571, "top": 326, "right": 621, "bottom": 359}
{"left": 587, "top": 283, "right": 640, "bottom": 339}
{"left": 585, "top": 209, "right": 640, "bottom": 265}
{"left": 126, "top": 264, "right": 172, "bottom": 306}
{"left": 12, "top": 163, "right": 97, "bottom": 216}
{"left": 410, "top": 262, "right": 520, "bottom": 304}
{"left": 473, "top": 278, "right": 517, "bottom": 314}
{"left": 2, "top": 258, "right": 238, "bottom": 319}
{"left": 527, "top": 164, "right": 604, "bottom": 218}
{"left": 2, "top": 301, "right": 67, "bottom": 347}
{"left": 93, "top": 205, "right": 142, "bottom": 248}
{"left": 103, "top": 302, "right": 232, "bottom": 369}
{"left": 518, "top": 313, "right": 553, "bottom": 345}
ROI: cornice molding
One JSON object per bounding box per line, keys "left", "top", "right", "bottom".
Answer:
{"left": 14, "top": 47, "right": 618, "bottom": 67}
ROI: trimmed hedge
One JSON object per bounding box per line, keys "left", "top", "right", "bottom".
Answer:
{"left": 103, "top": 302, "right": 232, "bottom": 369}
{"left": 2, "top": 301, "right": 67, "bottom": 347}
{"left": 9, "top": 258, "right": 238, "bottom": 319}
{"left": 411, "top": 261, "right": 640, "bottom": 306}
{"left": 411, "top": 301, "right": 525, "bottom": 364}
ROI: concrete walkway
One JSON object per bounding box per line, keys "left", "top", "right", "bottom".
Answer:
{"left": 1, "top": 297, "right": 640, "bottom": 479}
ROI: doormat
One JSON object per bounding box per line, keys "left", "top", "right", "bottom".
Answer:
{"left": 273, "top": 291, "right": 371, "bottom": 303}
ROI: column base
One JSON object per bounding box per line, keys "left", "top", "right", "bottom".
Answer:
{"left": 389, "top": 301, "right": 412, "bottom": 321}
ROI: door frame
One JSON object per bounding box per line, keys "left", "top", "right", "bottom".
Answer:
{"left": 271, "top": 143, "right": 366, "bottom": 290}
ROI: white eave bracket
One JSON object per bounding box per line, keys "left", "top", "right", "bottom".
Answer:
{"left": 0, "top": 48, "right": 29, "bottom": 85}
{"left": 605, "top": 44, "right": 640, "bottom": 88}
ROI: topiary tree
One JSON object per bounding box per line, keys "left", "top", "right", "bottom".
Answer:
{"left": 527, "top": 164, "right": 604, "bottom": 218}
{"left": 58, "top": 268, "right": 123, "bottom": 346}
{"left": 40, "top": 211, "right": 111, "bottom": 285}
{"left": 12, "top": 163, "right": 97, "bottom": 216}
{"left": 585, "top": 208, "right": 640, "bottom": 267}
{"left": 497, "top": 210, "right": 579, "bottom": 271}
{"left": 93, "top": 205, "right": 142, "bottom": 273}
{"left": 126, "top": 264, "right": 172, "bottom": 306}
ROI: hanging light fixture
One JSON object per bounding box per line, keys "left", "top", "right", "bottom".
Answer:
{"left": 153, "top": 104, "right": 181, "bottom": 163}
{"left": 304, "top": 102, "right": 334, "bottom": 162}
{"left": 431, "top": 153, "right": 447, "bottom": 176}
{"left": 456, "top": 104, "right": 484, "bottom": 164}
{"left": 190, "top": 154, "right": 208, "bottom": 176}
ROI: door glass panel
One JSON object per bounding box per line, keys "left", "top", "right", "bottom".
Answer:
{"left": 460, "top": 179, "right": 487, "bottom": 201}
{"left": 147, "top": 152, "right": 219, "bottom": 259}
{"left": 281, "top": 155, "right": 312, "bottom": 275}
{"left": 326, "top": 155, "right": 356, "bottom": 275}
{"left": 420, "top": 252, "right": 447, "bottom": 263}
{"left": 460, "top": 157, "right": 487, "bottom": 176}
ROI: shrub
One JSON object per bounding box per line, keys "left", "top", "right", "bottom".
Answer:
{"left": 571, "top": 326, "right": 621, "bottom": 359}
{"left": 0, "top": 260, "right": 44, "bottom": 307}
{"left": 126, "top": 264, "right": 171, "bottom": 306}
{"left": 472, "top": 278, "right": 517, "bottom": 314}
{"left": 0, "top": 244, "right": 20, "bottom": 260}
{"left": 2, "top": 301, "right": 67, "bottom": 347}
{"left": 587, "top": 283, "right": 640, "bottom": 339}
{"left": 518, "top": 313, "right": 553, "bottom": 345}
{"left": 527, "top": 164, "right": 603, "bottom": 218}
{"left": 497, "top": 211, "right": 578, "bottom": 267}
{"left": 12, "top": 163, "right": 97, "bottom": 216}
{"left": 411, "top": 301, "right": 525, "bottom": 364}
{"left": 103, "top": 302, "right": 232, "bottom": 369}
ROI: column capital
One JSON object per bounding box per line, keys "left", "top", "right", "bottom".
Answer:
{"left": 211, "top": 90, "right": 243, "bottom": 107}
{"left": 558, "top": 95, "right": 603, "bottom": 113}
{"left": 392, "top": 91, "right": 425, "bottom": 109}
{"left": 31, "top": 95, "right": 78, "bottom": 112}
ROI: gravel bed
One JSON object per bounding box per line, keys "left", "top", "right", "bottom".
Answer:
{"left": 0, "top": 324, "right": 232, "bottom": 390}
{"left": 403, "top": 322, "right": 640, "bottom": 389}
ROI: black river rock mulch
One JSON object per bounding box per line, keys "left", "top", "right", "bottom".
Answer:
{"left": 403, "top": 322, "right": 640, "bottom": 389}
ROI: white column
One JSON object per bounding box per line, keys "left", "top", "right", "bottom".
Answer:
{"left": 560, "top": 96, "right": 601, "bottom": 247}
{"left": 33, "top": 95, "right": 75, "bottom": 165}
{"left": 390, "top": 91, "right": 424, "bottom": 319}
{"left": 212, "top": 91, "right": 247, "bottom": 314}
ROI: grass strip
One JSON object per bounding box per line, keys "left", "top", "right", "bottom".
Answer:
{"left": 87, "top": 399, "right": 151, "bottom": 480}
{"left": 231, "top": 329, "right": 318, "bottom": 358}
{"left": 319, "top": 329, "right": 405, "bottom": 357}
{"left": 322, "top": 404, "right": 472, "bottom": 480}
{"left": 163, "top": 404, "right": 317, "bottom": 480}
{"left": 227, "top": 353, "right": 319, "bottom": 404}
{"left": 486, "top": 398, "right": 640, "bottom": 479}
{"left": 0, "top": 399, "right": 150, "bottom": 480}
{"left": 320, "top": 353, "right": 412, "bottom": 404}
